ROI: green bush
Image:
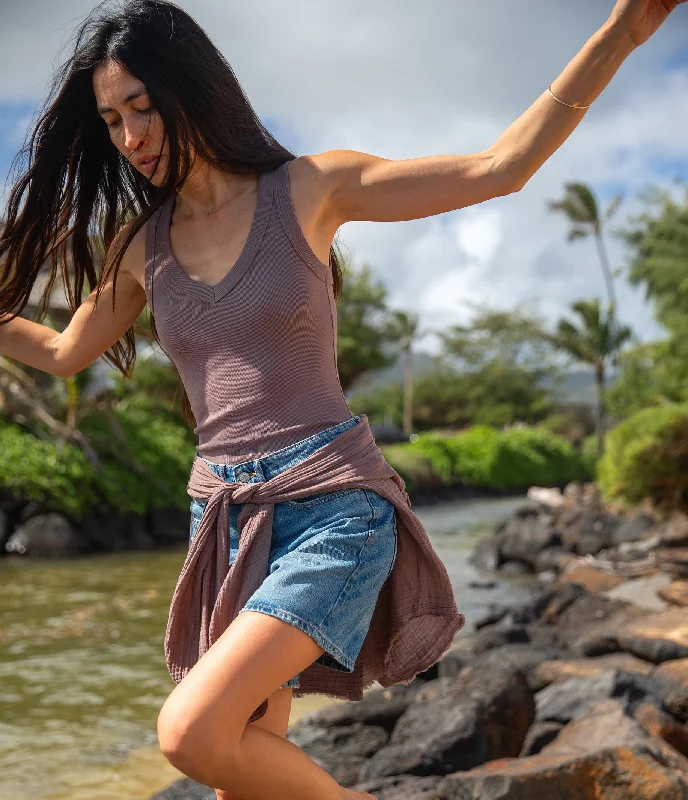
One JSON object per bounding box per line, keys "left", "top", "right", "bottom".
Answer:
{"left": 598, "top": 403, "right": 688, "bottom": 511}
{"left": 0, "top": 404, "right": 196, "bottom": 520}
{"left": 382, "top": 424, "right": 592, "bottom": 492}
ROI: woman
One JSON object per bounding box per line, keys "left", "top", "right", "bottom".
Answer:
{"left": 0, "top": 1, "right": 683, "bottom": 798}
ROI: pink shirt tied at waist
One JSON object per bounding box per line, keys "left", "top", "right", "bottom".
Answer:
{"left": 165, "top": 414, "right": 465, "bottom": 723}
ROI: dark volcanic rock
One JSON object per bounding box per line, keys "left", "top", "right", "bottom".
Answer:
{"left": 5, "top": 512, "right": 82, "bottom": 557}
{"left": 359, "top": 664, "right": 535, "bottom": 780}
{"left": 437, "top": 699, "right": 688, "bottom": 800}
{"left": 616, "top": 608, "right": 688, "bottom": 663}
{"left": 499, "top": 507, "right": 560, "bottom": 567}
{"left": 519, "top": 721, "right": 564, "bottom": 756}
{"left": 470, "top": 534, "right": 503, "bottom": 572}
{"left": 612, "top": 511, "right": 657, "bottom": 547}
{"left": 553, "top": 593, "right": 646, "bottom": 656}
{"left": 287, "top": 721, "right": 389, "bottom": 786}
{"left": 534, "top": 669, "right": 665, "bottom": 724}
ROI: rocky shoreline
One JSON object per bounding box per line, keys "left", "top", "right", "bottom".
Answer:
{"left": 149, "top": 481, "right": 688, "bottom": 799}
{"left": 0, "top": 480, "right": 526, "bottom": 559}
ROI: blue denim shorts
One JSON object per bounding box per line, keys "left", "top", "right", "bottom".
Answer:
{"left": 188, "top": 414, "right": 398, "bottom": 690}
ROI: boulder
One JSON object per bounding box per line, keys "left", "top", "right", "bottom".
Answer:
{"left": 469, "top": 644, "right": 563, "bottom": 691}
{"left": 654, "top": 511, "right": 688, "bottom": 548}
{"left": 286, "top": 721, "right": 389, "bottom": 786}
{"left": 436, "top": 699, "right": 688, "bottom": 800}
{"left": 533, "top": 546, "right": 578, "bottom": 574}
{"left": 612, "top": 512, "right": 657, "bottom": 546}
{"left": 534, "top": 669, "right": 665, "bottom": 724}
{"left": 616, "top": 607, "right": 688, "bottom": 663}
{"left": 5, "top": 512, "right": 81, "bottom": 557}
{"left": 658, "top": 581, "right": 688, "bottom": 608}
{"left": 553, "top": 594, "right": 646, "bottom": 656}
{"left": 288, "top": 681, "right": 425, "bottom": 734}
{"left": 556, "top": 564, "right": 627, "bottom": 593}
{"left": 519, "top": 721, "right": 564, "bottom": 756}
{"left": 470, "top": 535, "right": 503, "bottom": 572}
{"left": 603, "top": 572, "right": 673, "bottom": 611}
{"left": 560, "top": 508, "right": 623, "bottom": 556}
{"left": 532, "top": 653, "right": 654, "bottom": 692}
{"left": 655, "top": 658, "right": 688, "bottom": 688}
{"left": 359, "top": 664, "right": 535, "bottom": 780}
{"left": 634, "top": 701, "right": 688, "bottom": 757}
{"left": 79, "top": 509, "right": 155, "bottom": 553}
{"left": 499, "top": 508, "right": 560, "bottom": 568}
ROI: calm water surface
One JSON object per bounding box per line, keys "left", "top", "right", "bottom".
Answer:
{"left": 0, "top": 495, "right": 535, "bottom": 800}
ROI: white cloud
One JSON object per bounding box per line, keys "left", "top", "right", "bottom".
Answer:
{"left": 1, "top": 0, "right": 687, "bottom": 350}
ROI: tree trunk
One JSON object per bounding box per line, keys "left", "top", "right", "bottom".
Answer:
{"left": 402, "top": 342, "right": 413, "bottom": 437}
{"left": 595, "top": 360, "right": 606, "bottom": 457}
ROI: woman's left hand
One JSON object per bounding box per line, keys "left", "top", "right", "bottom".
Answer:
{"left": 608, "top": 0, "right": 687, "bottom": 48}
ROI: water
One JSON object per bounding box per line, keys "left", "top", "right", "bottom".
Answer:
{"left": 0, "top": 495, "right": 534, "bottom": 800}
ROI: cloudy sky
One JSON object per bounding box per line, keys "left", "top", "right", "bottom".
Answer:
{"left": 1, "top": 0, "right": 687, "bottom": 355}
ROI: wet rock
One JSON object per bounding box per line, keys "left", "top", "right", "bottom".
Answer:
{"left": 634, "top": 701, "right": 688, "bottom": 757}
{"left": 654, "top": 511, "right": 688, "bottom": 548}
{"left": 560, "top": 508, "right": 623, "bottom": 556}
{"left": 616, "top": 607, "right": 688, "bottom": 663}
{"left": 79, "top": 509, "right": 154, "bottom": 553}
{"left": 529, "top": 581, "right": 587, "bottom": 624}
{"left": 359, "top": 664, "right": 535, "bottom": 780}
{"left": 148, "top": 506, "right": 191, "bottom": 545}
{"left": 470, "top": 534, "right": 503, "bottom": 572}
{"left": 534, "top": 669, "right": 664, "bottom": 724}
{"left": 468, "top": 579, "right": 497, "bottom": 590}
{"left": 655, "top": 658, "right": 688, "bottom": 688}
{"left": 5, "top": 512, "right": 81, "bottom": 557}
{"left": 532, "top": 653, "right": 654, "bottom": 692}
{"left": 556, "top": 564, "right": 628, "bottom": 593}
{"left": 519, "top": 721, "right": 564, "bottom": 756}
{"left": 658, "top": 581, "right": 688, "bottom": 607}
{"left": 533, "top": 546, "right": 578, "bottom": 574}
{"left": 473, "top": 605, "right": 509, "bottom": 630}
{"left": 553, "top": 593, "right": 646, "bottom": 656}
{"left": 612, "top": 511, "right": 657, "bottom": 546}
{"left": 499, "top": 508, "right": 560, "bottom": 568}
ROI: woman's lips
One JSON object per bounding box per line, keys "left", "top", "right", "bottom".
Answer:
{"left": 139, "top": 156, "right": 160, "bottom": 174}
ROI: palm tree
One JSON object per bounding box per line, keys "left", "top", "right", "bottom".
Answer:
{"left": 547, "top": 298, "right": 632, "bottom": 456}
{"left": 548, "top": 183, "right": 623, "bottom": 366}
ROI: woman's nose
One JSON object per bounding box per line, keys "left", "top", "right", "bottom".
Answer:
{"left": 124, "top": 118, "right": 150, "bottom": 154}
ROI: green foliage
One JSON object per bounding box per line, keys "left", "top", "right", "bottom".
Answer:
{"left": 0, "top": 420, "right": 101, "bottom": 517}
{"left": 597, "top": 403, "right": 688, "bottom": 512}
{"left": 0, "top": 404, "right": 195, "bottom": 520}
{"left": 336, "top": 260, "right": 405, "bottom": 391}
{"left": 382, "top": 424, "right": 591, "bottom": 493}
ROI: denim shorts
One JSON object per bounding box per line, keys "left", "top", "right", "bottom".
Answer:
{"left": 188, "top": 414, "right": 398, "bottom": 690}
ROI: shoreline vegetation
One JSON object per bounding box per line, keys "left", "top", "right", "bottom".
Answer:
{"left": 0, "top": 412, "right": 595, "bottom": 559}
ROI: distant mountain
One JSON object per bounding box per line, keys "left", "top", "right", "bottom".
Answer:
{"left": 345, "top": 351, "right": 598, "bottom": 408}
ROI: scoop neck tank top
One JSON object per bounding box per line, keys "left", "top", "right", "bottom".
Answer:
{"left": 144, "top": 160, "right": 354, "bottom": 464}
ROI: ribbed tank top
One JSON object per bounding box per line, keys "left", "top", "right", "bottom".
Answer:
{"left": 144, "top": 160, "right": 353, "bottom": 464}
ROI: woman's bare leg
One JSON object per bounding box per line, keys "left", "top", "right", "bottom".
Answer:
{"left": 214, "top": 685, "right": 293, "bottom": 800}
{"left": 157, "top": 609, "right": 365, "bottom": 800}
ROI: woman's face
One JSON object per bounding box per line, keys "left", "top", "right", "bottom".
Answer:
{"left": 93, "top": 60, "right": 168, "bottom": 186}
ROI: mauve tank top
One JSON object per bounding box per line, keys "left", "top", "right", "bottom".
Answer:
{"left": 144, "top": 160, "right": 353, "bottom": 463}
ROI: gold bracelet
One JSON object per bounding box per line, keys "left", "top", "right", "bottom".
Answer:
{"left": 547, "top": 84, "right": 591, "bottom": 110}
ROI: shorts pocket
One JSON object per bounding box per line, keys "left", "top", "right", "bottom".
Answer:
{"left": 282, "top": 487, "right": 365, "bottom": 509}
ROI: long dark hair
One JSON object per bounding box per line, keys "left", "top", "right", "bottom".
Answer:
{"left": 0, "top": 0, "right": 344, "bottom": 427}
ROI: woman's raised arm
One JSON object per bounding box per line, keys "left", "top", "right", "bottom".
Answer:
{"left": 320, "top": 0, "right": 685, "bottom": 225}
{"left": 0, "top": 227, "right": 147, "bottom": 378}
